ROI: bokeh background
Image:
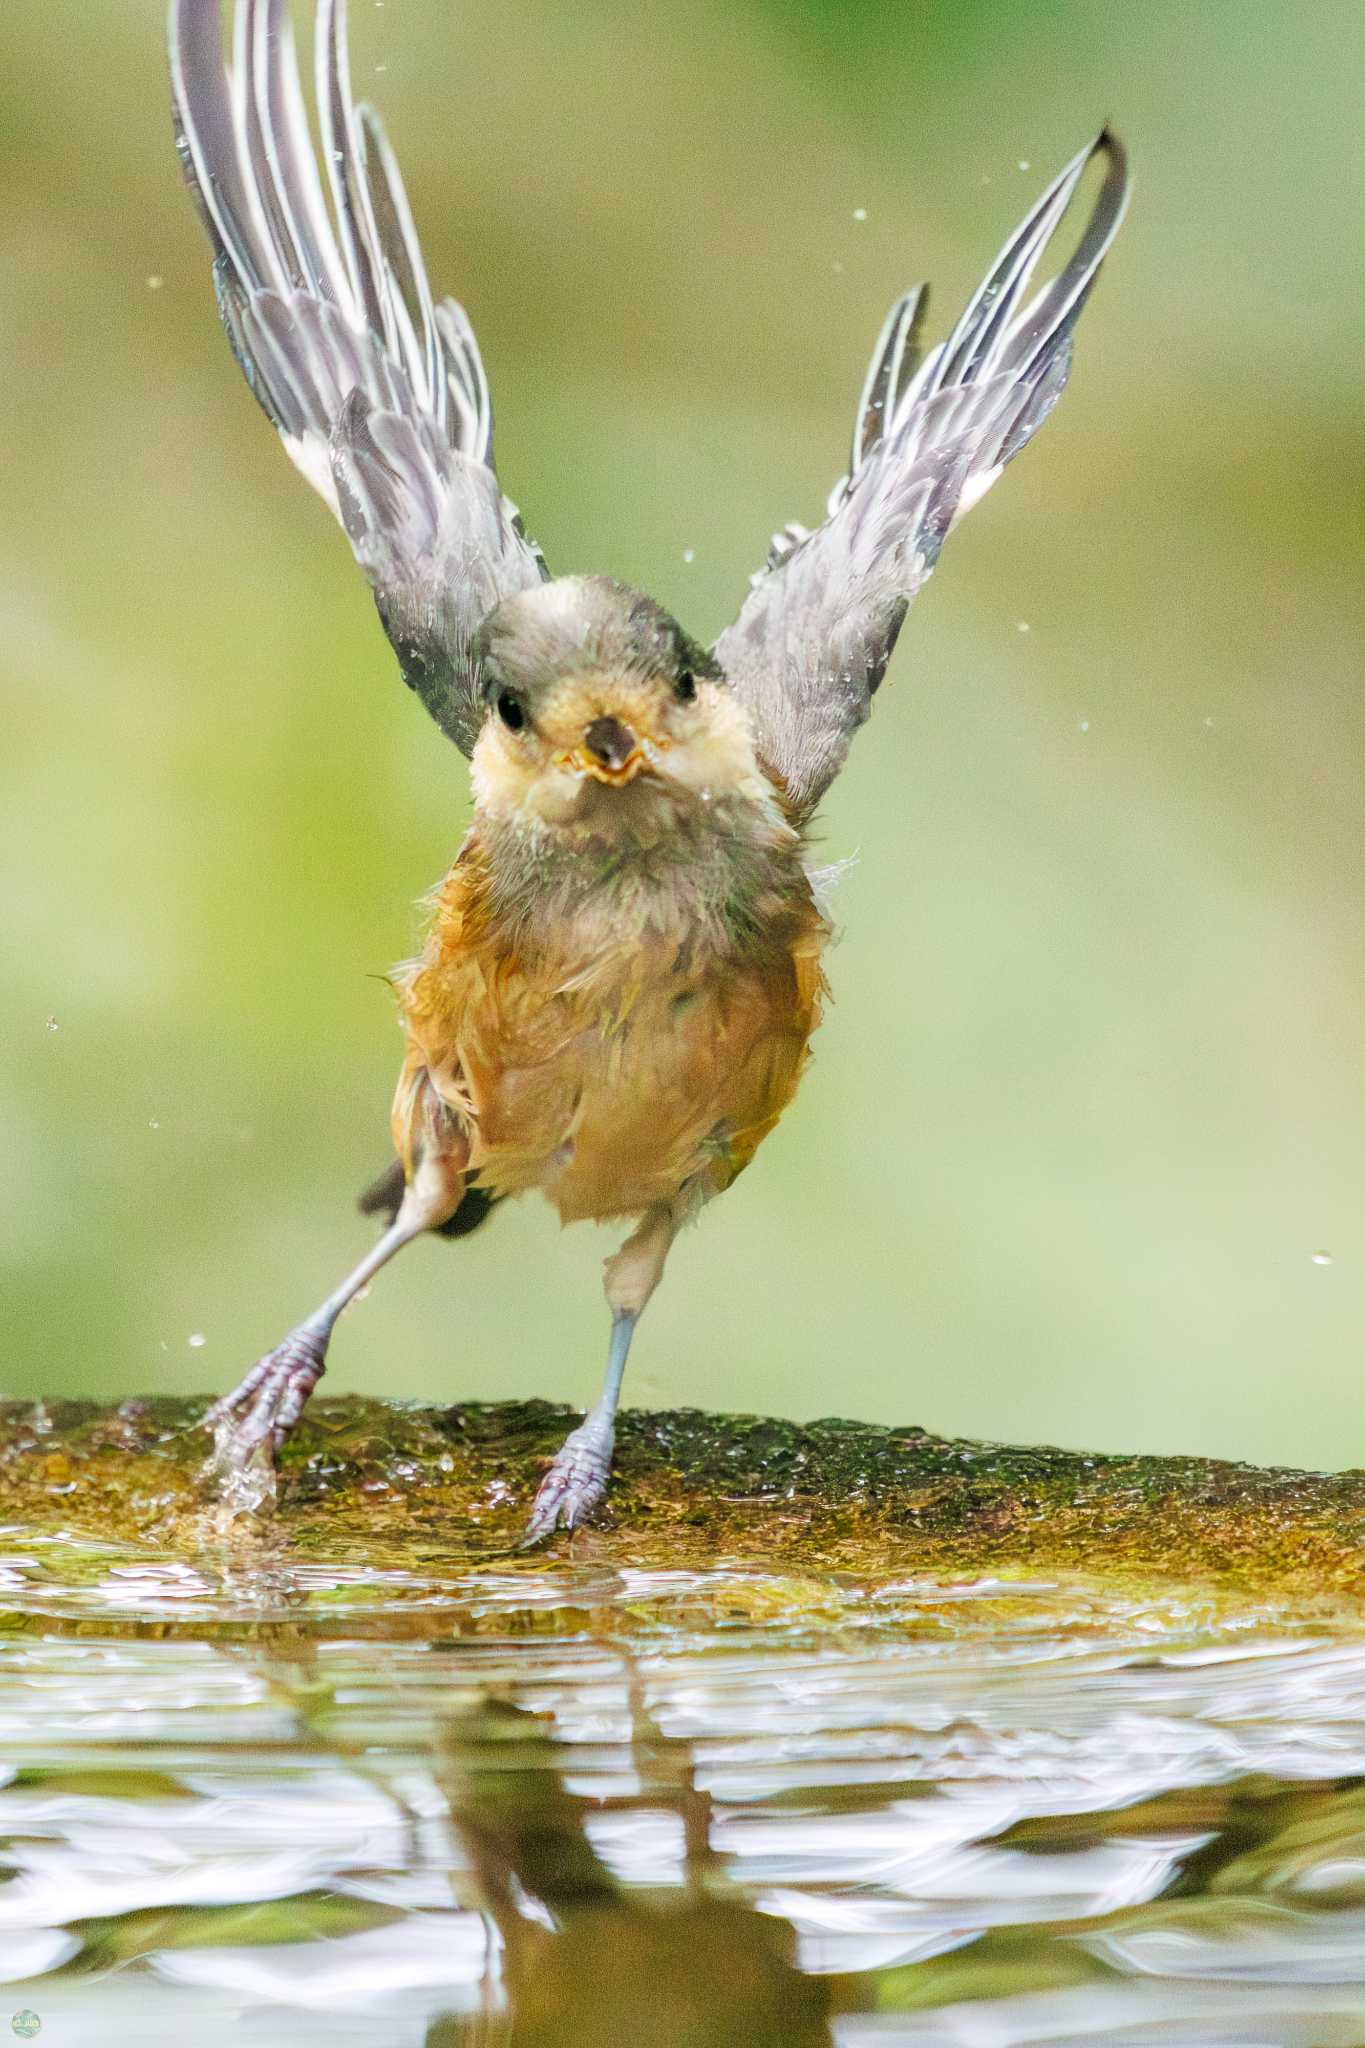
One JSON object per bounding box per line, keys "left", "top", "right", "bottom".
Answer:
{"left": 2, "top": 0, "right": 1363, "bottom": 1469}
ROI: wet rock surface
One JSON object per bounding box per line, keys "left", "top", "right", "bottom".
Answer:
{"left": 2, "top": 1397, "right": 1365, "bottom": 2042}
{"left": 0, "top": 1395, "right": 1362, "bottom": 1616}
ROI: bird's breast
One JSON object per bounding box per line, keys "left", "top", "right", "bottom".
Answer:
{"left": 400, "top": 844, "right": 829, "bottom": 1225}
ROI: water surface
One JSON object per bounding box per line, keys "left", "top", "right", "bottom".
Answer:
{"left": 3, "top": 1519, "right": 1365, "bottom": 2044}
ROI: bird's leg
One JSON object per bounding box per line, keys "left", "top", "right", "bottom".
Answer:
{"left": 205, "top": 1108, "right": 465, "bottom": 1472}
{"left": 525, "top": 1202, "right": 676, "bottom": 1541}
{"left": 203, "top": 1212, "right": 420, "bottom": 1470}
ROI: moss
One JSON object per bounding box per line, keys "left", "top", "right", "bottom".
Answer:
{"left": 0, "top": 1396, "right": 1362, "bottom": 1628}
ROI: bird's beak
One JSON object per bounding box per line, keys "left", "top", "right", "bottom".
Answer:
{"left": 572, "top": 715, "right": 649, "bottom": 786}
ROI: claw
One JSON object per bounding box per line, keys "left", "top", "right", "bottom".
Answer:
{"left": 202, "top": 1323, "right": 329, "bottom": 1477}
{"left": 522, "top": 1417, "right": 616, "bottom": 1544}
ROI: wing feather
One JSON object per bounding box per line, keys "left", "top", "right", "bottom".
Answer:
{"left": 715, "top": 132, "right": 1129, "bottom": 819}
{"left": 169, "top": 0, "right": 547, "bottom": 752}
{"left": 251, "top": 0, "right": 344, "bottom": 300}
{"left": 850, "top": 284, "right": 927, "bottom": 479}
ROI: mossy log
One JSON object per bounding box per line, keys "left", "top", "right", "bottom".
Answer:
{"left": 0, "top": 1396, "right": 1362, "bottom": 1616}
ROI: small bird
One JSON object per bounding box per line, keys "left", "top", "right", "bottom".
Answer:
{"left": 169, "top": 0, "right": 1128, "bottom": 1537}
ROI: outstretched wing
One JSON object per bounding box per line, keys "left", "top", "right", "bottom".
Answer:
{"left": 169, "top": 0, "right": 548, "bottom": 753}
{"left": 714, "top": 132, "right": 1129, "bottom": 820}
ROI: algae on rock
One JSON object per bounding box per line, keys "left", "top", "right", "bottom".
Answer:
{"left": 0, "top": 1396, "right": 1361, "bottom": 1618}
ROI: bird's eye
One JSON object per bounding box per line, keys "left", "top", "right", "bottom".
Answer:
{"left": 496, "top": 690, "right": 527, "bottom": 732}
{"left": 674, "top": 669, "right": 697, "bottom": 704}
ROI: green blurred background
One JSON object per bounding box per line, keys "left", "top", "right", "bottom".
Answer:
{"left": 2, "top": 0, "right": 1363, "bottom": 1470}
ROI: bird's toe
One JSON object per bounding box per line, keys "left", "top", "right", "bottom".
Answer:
{"left": 522, "top": 1421, "right": 615, "bottom": 1544}
{"left": 201, "top": 1327, "right": 329, "bottom": 1475}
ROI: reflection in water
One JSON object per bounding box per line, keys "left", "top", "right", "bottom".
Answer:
{"left": 0, "top": 1531, "right": 1364, "bottom": 2041}
{"left": 439, "top": 1700, "right": 830, "bottom": 2045}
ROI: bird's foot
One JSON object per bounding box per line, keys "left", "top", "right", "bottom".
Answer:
{"left": 201, "top": 1324, "right": 329, "bottom": 1487}
{"left": 523, "top": 1415, "right": 616, "bottom": 1544}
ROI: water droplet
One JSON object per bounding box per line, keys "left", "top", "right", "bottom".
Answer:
{"left": 1078, "top": 719, "right": 1090, "bottom": 733}
{"left": 831, "top": 261, "right": 844, "bottom": 274}
{"left": 852, "top": 206, "right": 868, "bottom": 222}
{"left": 146, "top": 274, "right": 163, "bottom": 291}
{"left": 188, "top": 1333, "right": 207, "bottom": 1349}
{"left": 148, "top": 1119, "right": 160, "bottom": 1130}
{"left": 44, "top": 1015, "right": 58, "bottom": 1032}
{"left": 1203, "top": 717, "right": 1215, "bottom": 730}
{"left": 682, "top": 547, "right": 695, "bottom": 564}
{"left": 1017, "top": 159, "right": 1031, "bottom": 171}
{"left": 1311, "top": 1250, "right": 1333, "bottom": 1266}
{"left": 1016, "top": 621, "right": 1030, "bottom": 634}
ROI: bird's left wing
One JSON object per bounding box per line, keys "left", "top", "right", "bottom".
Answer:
{"left": 714, "top": 133, "right": 1129, "bottom": 821}
{"left": 170, "top": 0, "right": 548, "bottom": 753}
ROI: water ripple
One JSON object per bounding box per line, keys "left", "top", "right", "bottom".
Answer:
{"left": 0, "top": 1529, "right": 1363, "bottom": 2040}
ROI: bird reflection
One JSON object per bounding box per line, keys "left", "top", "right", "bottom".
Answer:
{"left": 427, "top": 1697, "right": 832, "bottom": 2047}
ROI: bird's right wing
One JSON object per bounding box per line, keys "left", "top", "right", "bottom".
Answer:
{"left": 714, "top": 133, "right": 1128, "bottom": 820}
{"left": 170, "top": 0, "right": 548, "bottom": 753}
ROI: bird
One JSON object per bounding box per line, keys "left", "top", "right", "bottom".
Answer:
{"left": 168, "top": 0, "right": 1129, "bottom": 1539}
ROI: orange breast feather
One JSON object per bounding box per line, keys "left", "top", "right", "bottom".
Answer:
{"left": 395, "top": 853, "right": 829, "bottom": 1226}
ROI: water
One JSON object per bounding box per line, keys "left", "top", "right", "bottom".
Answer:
{"left": 3, "top": 1521, "right": 1365, "bottom": 2044}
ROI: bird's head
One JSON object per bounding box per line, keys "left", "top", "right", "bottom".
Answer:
{"left": 469, "top": 576, "right": 764, "bottom": 837}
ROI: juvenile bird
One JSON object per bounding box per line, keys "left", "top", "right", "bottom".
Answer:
{"left": 169, "top": 0, "right": 1128, "bottom": 1536}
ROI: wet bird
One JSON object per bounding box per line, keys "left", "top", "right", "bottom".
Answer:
{"left": 169, "top": 0, "right": 1129, "bottom": 1537}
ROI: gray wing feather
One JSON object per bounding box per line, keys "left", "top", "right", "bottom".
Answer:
{"left": 169, "top": 0, "right": 546, "bottom": 752}
{"left": 715, "top": 132, "right": 1129, "bottom": 819}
